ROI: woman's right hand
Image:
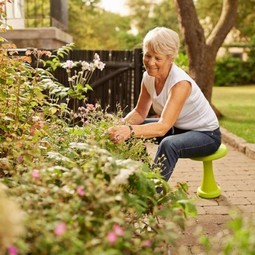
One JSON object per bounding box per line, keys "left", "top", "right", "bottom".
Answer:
{"left": 107, "top": 125, "right": 131, "bottom": 144}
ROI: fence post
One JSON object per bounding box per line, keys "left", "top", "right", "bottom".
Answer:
{"left": 133, "top": 48, "right": 143, "bottom": 106}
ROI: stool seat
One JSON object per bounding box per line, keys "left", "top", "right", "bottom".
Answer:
{"left": 191, "top": 144, "right": 228, "bottom": 199}
{"left": 191, "top": 144, "right": 228, "bottom": 162}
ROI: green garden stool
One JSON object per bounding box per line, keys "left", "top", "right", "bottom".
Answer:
{"left": 191, "top": 144, "right": 228, "bottom": 199}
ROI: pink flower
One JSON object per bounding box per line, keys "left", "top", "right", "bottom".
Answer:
{"left": 8, "top": 245, "right": 17, "bottom": 255}
{"left": 113, "top": 224, "right": 124, "bottom": 236}
{"left": 107, "top": 224, "right": 124, "bottom": 245}
{"left": 107, "top": 231, "right": 117, "bottom": 244}
{"left": 16, "top": 156, "right": 23, "bottom": 163}
{"left": 54, "top": 222, "right": 66, "bottom": 236}
{"left": 76, "top": 186, "right": 85, "bottom": 196}
{"left": 32, "top": 170, "right": 40, "bottom": 180}
{"left": 143, "top": 239, "right": 152, "bottom": 247}
{"left": 86, "top": 103, "right": 95, "bottom": 110}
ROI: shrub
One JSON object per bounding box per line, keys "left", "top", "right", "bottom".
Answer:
{"left": 214, "top": 55, "right": 255, "bottom": 86}
{"left": 0, "top": 42, "right": 196, "bottom": 254}
{"left": 215, "top": 37, "right": 255, "bottom": 86}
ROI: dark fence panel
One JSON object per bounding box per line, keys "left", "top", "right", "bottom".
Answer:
{"left": 53, "top": 48, "right": 144, "bottom": 113}
{"left": 8, "top": 48, "right": 144, "bottom": 114}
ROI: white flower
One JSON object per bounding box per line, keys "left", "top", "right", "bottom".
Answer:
{"left": 69, "top": 142, "right": 89, "bottom": 150}
{"left": 95, "top": 60, "right": 105, "bottom": 71}
{"left": 112, "top": 168, "right": 135, "bottom": 185}
{"left": 112, "top": 160, "right": 138, "bottom": 186}
{"left": 94, "top": 53, "right": 100, "bottom": 61}
{"left": 80, "top": 61, "right": 91, "bottom": 71}
{"left": 62, "top": 185, "right": 75, "bottom": 195}
{"left": 61, "top": 60, "right": 77, "bottom": 69}
{"left": 47, "top": 152, "right": 72, "bottom": 163}
{"left": 46, "top": 166, "right": 68, "bottom": 172}
{"left": 32, "top": 116, "right": 40, "bottom": 122}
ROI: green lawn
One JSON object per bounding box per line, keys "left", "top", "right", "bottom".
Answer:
{"left": 212, "top": 85, "right": 255, "bottom": 143}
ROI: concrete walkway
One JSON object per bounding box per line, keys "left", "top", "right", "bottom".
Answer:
{"left": 147, "top": 127, "right": 255, "bottom": 254}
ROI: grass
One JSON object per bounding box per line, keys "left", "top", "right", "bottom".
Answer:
{"left": 212, "top": 85, "right": 255, "bottom": 143}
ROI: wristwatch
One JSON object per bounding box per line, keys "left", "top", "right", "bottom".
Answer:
{"left": 128, "top": 125, "right": 135, "bottom": 137}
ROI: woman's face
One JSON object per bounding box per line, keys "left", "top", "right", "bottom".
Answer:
{"left": 143, "top": 49, "right": 172, "bottom": 78}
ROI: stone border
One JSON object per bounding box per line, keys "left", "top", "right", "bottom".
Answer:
{"left": 221, "top": 127, "right": 255, "bottom": 160}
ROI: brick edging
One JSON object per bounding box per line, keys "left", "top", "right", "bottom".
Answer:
{"left": 221, "top": 127, "right": 255, "bottom": 160}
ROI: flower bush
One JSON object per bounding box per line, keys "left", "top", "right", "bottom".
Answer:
{"left": 2, "top": 2, "right": 255, "bottom": 255}
{"left": 0, "top": 27, "right": 196, "bottom": 254}
{"left": 8, "top": 132, "right": 195, "bottom": 254}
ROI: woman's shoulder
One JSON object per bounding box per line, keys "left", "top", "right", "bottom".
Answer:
{"left": 172, "top": 64, "right": 190, "bottom": 78}
{"left": 142, "top": 71, "right": 154, "bottom": 85}
{"left": 170, "top": 64, "right": 196, "bottom": 85}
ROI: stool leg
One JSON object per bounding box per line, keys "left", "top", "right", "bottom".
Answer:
{"left": 197, "top": 161, "right": 221, "bottom": 198}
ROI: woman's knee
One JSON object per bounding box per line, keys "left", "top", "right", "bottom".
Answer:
{"left": 158, "top": 137, "right": 178, "bottom": 155}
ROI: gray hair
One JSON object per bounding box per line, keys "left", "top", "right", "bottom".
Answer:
{"left": 143, "top": 27, "right": 180, "bottom": 61}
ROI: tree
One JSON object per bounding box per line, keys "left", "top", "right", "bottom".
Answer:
{"left": 174, "top": 0, "right": 238, "bottom": 116}
{"left": 68, "top": 0, "right": 139, "bottom": 49}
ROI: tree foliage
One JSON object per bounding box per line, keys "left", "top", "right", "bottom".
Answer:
{"left": 68, "top": 0, "right": 140, "bottom": 49}
{"left": 196, "top": 0, "right": 255, "bottom": 41}
{"left": 127, "top": 0, "right": 179, "bottom": 38}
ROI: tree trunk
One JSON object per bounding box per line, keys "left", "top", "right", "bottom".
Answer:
{"left": 174, "top": 0, "right": 238, "bottom": 117}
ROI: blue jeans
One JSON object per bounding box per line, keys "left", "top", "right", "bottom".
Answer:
{"left": 143, "top": 118, "right": 221, "bottom": 181}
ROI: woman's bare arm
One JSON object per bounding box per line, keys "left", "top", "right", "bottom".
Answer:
{"left": 124, "top": 82, "right": 152, "bottom": 124}
{"left": 108, "top": 81, "right": 191, "bottom": 143}
{"left": 131, "top": 81, "right": 192, "bottom": 138}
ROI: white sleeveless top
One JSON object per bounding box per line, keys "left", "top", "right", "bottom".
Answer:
{"left": 142, "top": 63, "right": 219, "bottom": 131}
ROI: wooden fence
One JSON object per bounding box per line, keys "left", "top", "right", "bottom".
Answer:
{"left": 53, "top": 48, "right": 144, "bottom": 113}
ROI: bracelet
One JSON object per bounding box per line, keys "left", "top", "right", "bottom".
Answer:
{"left": 128, "top": 125, "right": 135, "bottom": 137}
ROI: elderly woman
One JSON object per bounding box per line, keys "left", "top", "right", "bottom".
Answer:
{"left": 108, "top": 26, "right": 221, "bottom": 182}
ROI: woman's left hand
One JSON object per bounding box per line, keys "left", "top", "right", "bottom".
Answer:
{"left": 108, "top": 125, "right": 130, "bottom": 144}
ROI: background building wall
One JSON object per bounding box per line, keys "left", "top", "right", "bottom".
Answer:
{"left": 6, "top": 0, "right": 25, "bottom": 28}
{"left": 4, "top": 0, "right": 72, "bottom": 49}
